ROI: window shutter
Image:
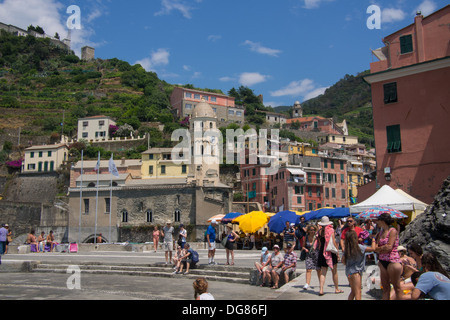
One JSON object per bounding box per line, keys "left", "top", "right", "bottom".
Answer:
{"left": 400, "top": 35, "right": 413, "bottom": 54}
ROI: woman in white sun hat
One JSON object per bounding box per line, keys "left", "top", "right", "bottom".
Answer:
{"left": 314, "top": 216, "right": 343, "bottom": 296}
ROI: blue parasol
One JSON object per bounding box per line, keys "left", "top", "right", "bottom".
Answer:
{"left": 221, "top": 212, "right": 244, "bottom": 224}
{"left": 268, "top": 210, "right": 301, "bottom": 234}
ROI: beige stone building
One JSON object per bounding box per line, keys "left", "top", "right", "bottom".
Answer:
{"left": 22, "top": 143, "right": 69, "bottom": 173}
{"left": 77, "top": 115, "right": 116, "bottom": 142}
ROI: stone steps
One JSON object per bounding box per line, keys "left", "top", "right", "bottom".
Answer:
{"left": 32, "top": 262, "right": 252, "bottom": 285}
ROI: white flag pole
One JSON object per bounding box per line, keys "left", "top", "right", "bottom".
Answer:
{"left": 78, "top": 149, "right": 83, "bottom": 245}
{"left": 94, "top": 151, "right": 100, "bottom": 245}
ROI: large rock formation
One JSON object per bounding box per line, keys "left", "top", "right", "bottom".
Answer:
{"left": 400, "top": 175, "right": 450, "bottom": 271}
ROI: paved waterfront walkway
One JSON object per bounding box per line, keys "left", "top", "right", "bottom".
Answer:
{"left": 0, "top": 248, "right": 377, "bottom": 300}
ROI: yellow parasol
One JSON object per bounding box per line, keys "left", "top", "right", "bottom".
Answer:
{"left": 232, "top": 211, "right": 269, "bottom": 234}
{"left": 295, "top": 211, "right": 310, "bottom": 216}
{"left": 265, "top": 212, "right": 276, "bottom": 218}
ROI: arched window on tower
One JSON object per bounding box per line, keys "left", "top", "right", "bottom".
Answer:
{"left": 121, "top": 210, "right": 128, "bottom": 223}
{"left": 146, "top": 210, "right": 153, "bottom": 223}
{"left": 174, "top": 210, "right": 181, "bottom": 222}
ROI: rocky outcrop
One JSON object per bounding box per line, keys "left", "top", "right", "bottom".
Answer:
{"left": 400, "top": 175, "right": 450, "bottom": 272}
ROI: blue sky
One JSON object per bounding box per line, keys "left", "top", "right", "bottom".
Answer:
{"left": 0, "top": 0, "right": 447, "bottom": 107}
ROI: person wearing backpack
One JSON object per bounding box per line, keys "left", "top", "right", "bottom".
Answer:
{"left": 179, "top": 243, "right": 195, "bottom": 275}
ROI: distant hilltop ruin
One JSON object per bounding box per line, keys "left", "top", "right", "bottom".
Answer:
{"left": 0, "top": 21, "right": 71, "bottom": 51}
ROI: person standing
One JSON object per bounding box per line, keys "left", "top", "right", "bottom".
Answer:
{"left": 225, "top": 225, "right": 238, "bottom": 265}
{"left": 342, "top": 230, "right": 375, "bottom": 300}
{"left": 152, "top": 226, "right": 160, "bottom": 252}
{"left": 282, "top": 222, "right": 296, "bottom": 250}
{"left": 374, "top": 213, "right": 403, "bottom": 300}
{"left": 339, "top": 217, "right": 362, "bottom": 251}
{"left": 179, "top": 224, "right": 187, "bottom": 249}
{"left": 0, "top": 224, "right": 7, "bottom": 263}
{"left": 296, "top": 216, "right": 307, "bottom": 252}
{"left": 302, "top": 224, "right": 319, "bottom": 290}
{"left": 206, "top": 220, "right": 217, "bottom": 265}
{"left": 5, "top": 224, "right": 12, "bottom": 254}
{"left": 316, "top": 216, "right": 343, "bottom": 296}
{"left": 161, "top": 221, "right": 174, "bottom": 265}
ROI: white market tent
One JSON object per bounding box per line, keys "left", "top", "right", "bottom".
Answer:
{"left": 395, "top": 189, "right": 428, "bottom": 211}
{"left": 350, "top": 185, "right": 426, "bottom": 213}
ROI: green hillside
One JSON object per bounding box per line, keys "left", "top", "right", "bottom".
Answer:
{"left": 0, "top": 30, "right": 178, "bottom": 151}
{"left": 275, "top": 71, "right": 374, "bottom": 148}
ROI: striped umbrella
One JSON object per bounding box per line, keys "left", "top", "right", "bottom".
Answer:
{"left": 207, "top": 214, "right": 225, "bottom": 223}
{"left": 357, "top": 206, "right": 408, "bottom": 220}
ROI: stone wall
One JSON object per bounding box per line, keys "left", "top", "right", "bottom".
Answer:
{"left": 0, "top": 201, "right": 68, "bottom": 245}
{"left": 400, "top": 175, "right": 450, "bottom": 271}
{"left": 3, "top": 172, "right": 60, "bottom": 204}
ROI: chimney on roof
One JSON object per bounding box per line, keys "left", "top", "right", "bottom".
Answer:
{"left": 121, "top": 158, "right": 125, "bottom": 166}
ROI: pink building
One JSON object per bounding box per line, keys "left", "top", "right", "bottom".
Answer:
{"left": 322, "top": 157, "right": 348, "bottom": 208}
{"left": 364, "top": 5, "right": 450, "bottom": 204}
{"left": 170, "top": 87, "right": 245, "bottom": 124}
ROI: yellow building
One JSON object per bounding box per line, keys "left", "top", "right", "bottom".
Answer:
{"left": 318, "top": 134, "right": 359, "bottom": 146}
{"left": 141, "top": 148, "right": 189, "bottom": 179}
{"left": 284, "top": 141, "right": 318, "bottom": 157}
{"left": 347, "top": 160, "right": 364, "bottom": 205}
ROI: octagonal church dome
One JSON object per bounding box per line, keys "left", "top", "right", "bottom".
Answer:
{"left": 192, "top": 99, "right": 216, "bottom": 119}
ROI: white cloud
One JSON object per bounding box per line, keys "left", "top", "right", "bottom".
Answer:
{"left": 381, "top": 8, "right": 406, "bottom": 23}
{"left": 264, "top": 101, "right": 284, "bottom": 108}
{"left": 239, "top": 72, "right": 270, "bottom": 86}
{"left": 219, "top": 76, "right": 236, "bottom": 82}
{"left": 270, "top": 79, "right": 328, "bottom": 100}
{"left": 415, "top": 0, "right": 437, "bottom": 16}
{"left": 270, "top": 79, "right": 315, "bottom": 97}
{"left": 207, "top": 35, "right": 222, "bottom": 42}
{"left": 135, "top": 48, "right": 170, "bottom": 72}
{"left": 192, "top": 71, "right": 201, "bottom": 79}
{"left": 304, "top": 86, "right": 329, "bottom": 100}
{"left": 243, "top": 40, "right": 282, "bottom": 57}
{"left": 0, "top": 0, "right": 102, "bottom": 57}
{"left": 87, "top": 8, "right": 102, "bottom": 23}
{"left": 303, "top": 0, "right": 334, "bottom": 9}
{"left": 155, "top": 0, "right": 202, "bottom": 19}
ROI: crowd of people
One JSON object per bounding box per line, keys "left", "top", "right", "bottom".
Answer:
{"left": 2, "top": 215, "right": 448, "bottom": 300}
{"left": 152, "top": 216, "right": 449, "bottom": 300}
{"left": 249, "top": 214, "right": 450, "bottom": 300}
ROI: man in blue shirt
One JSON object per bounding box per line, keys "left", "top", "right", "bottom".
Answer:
{"left": 206, "top": 220, "right": 217, "bottom": 265}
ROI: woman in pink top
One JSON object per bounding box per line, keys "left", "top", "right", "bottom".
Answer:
{"left": 152, "top": 226, "right": 160, "bottom": 252}
{"left": 374, "top": 213, "right": 404, "bottom": 300}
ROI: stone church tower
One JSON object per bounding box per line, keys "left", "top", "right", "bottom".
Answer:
{"left": 187, "top": 99, "right": 221, "bottom": 187}
{"left": 292, "top": 101, "right": 303, "bottom": 118}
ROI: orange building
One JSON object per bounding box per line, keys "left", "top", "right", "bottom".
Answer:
{"left": 363, "top": 5, "right": 450, "bottom": 204}
{"left": 286, "top": 116, "right": 343, "bottom": 135}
